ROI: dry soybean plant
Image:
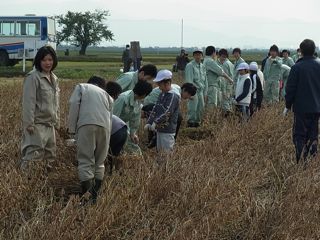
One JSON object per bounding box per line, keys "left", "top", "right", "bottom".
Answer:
{"left": 1, "top": 79, "right": 320, "bottom": 240}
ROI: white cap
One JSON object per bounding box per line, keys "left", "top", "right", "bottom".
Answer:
{"left": 193, "top": 47, "right": 203, "bottom": 54}
{"left": 236, "top": 62, "right": 249, "bottom": 71}
{"left": 153, "top": 69, "right": 172, "bottom": 82}
{"left": 249, "top": 62, "right": 258, "bottom": 71}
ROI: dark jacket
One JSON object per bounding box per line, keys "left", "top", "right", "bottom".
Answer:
{"left": 285, "top": 56, "right": 320, "bottom": 113}
{"left": 122, "top": 49, "right": 131, "bottom": 62}
{"left": 147, "top": 90, "right": 180, "bottom": 134}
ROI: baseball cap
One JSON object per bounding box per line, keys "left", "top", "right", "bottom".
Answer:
{"left": 249, "top": 62, "right": 258, "bottom": 71}
{"left": 153, "top": 69, "right": 172, "bottom": 82}
{"left": 236, "top": 62, "right": 249, "bottom": 71}
{"left": 193, "top": 47, "right": 203, "bottom": 54}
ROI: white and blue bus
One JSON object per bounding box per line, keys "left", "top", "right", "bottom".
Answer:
{"left": 0, "top": 15, "right": 56, "bottom": 66}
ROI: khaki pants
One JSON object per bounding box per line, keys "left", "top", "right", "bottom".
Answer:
{"left": 21, "top": 124, "right": 56, "bottom": 165}
{"left": 77, "top": 125, "right": 110, "bottom": 182}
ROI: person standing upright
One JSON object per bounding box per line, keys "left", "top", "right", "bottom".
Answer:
{"left": 122, "top": 44, "right": 132, "bottom": 73}
{"left": 203, "top": 46, "right": 233, "bottom": 108}
{"left": 281, "top": 49, "right": 295, "bottom": 67}
{"left": 284, "top": 39, "right": 320, "bottom": 167}
{"left": 232, "top": 48, "right": 245, "bottom": 91}
{"left": 292, "top": 48, "right": 302, "bottom": 63}
{"left": 217, "top": 48, "right": 235, "bottom": 114}
{"left": 20, "top": 46, "right": 60, "bottom": 171}
{"left": 235, "top": 62, "right": 252, "bottom": 121}
{"left": 263, "top": 44, "right": 282, "bottom": 104}
{"left": 176, "top": 49, "right": 190, "bottom": 82}
{"left": 185, "top": 48, "right": 208, "bottom": 127}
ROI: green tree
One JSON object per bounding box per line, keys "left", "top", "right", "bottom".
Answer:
{"left": 57, "top": 10, "right": 114, "bottom": 55}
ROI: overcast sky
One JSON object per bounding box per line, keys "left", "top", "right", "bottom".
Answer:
{"left": 2, "top": 0, "right": 320, "bottom": 49}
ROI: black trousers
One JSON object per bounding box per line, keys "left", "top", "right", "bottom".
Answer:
{"left": 123, "top": 61, "right": 131, "bottom": 73}
{"left": 109, "top": 126, "right": 128, "bottom": 156}
{"left": 108, "top": 126, "right": 128, "bottom": 174}
{"left": 293, "top": 112, "right": 319, "bottom": 163}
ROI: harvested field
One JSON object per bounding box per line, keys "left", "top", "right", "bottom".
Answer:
{"left": 1, "top": 77, "right": 320, "bottom": 239}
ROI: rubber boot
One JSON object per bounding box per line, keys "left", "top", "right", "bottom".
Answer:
{"left": 108, "top": 155, "right": 113, "bottom": 175}
{"left": 80, "top": 179, "right": 94, "bottom": 205}
{"left": 81, "top": 179, "right": 93, "bottom": 195}
{"left": 92, "top": 179, "right": 103, "bottom": 204}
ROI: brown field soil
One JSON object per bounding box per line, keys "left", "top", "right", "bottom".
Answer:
{"left": 1, "top": 76, "right": 320, "bottom": 239}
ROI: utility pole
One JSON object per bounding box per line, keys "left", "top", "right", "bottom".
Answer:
{"left": 181, "top": 18, "right": 184, "bottom": 49}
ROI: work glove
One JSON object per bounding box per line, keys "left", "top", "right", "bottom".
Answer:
{"left": 65, "top": 139, "right": 76, "bottom": 147}
{"left": 282, "top": 107, "right": 289, "bottom": 116}
{"left": 231, "top": 97, "right": 237, "bottom": 105}
{"left": 144, "top": 124, "right": 151, "bottom": 131}
{"left": 144, "top": 123, "right": 156, "bottom": 132}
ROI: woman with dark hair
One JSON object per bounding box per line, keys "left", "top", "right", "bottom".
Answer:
{"left": 20, "top": 45, "right": 60, "bottom": 171}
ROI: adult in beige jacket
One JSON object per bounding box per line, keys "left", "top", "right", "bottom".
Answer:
{"left": 21, "top": 46, "right": 60, "bottom": 170}
{"left": 68, "top": 76, "right": 113, "bottom": 201}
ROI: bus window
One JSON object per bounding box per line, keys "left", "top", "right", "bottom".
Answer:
{"left": 16, "top": 21, "right": 27, "bottom": 35}
{"left": 1, "top": 21, "right": 15, "bottom": 35}
{"left": 27, "top": 21, "right": 40, "bottom": 36}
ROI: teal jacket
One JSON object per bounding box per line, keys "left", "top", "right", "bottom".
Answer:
{"left": 113, "top": 90, "right": 141, "bottom": 135}
{"left": 263, "top": 57, "right": 283, "bottom": 82}
{"left": 282, "top": 57, "right": 294, "bottom": 67}
{"left": 203, "top": 56, "right": 224, "bottom": 87}
{"left": 185, "top": 60, "right": 208, "bottom": 95}
{"left": 218, "top": 58, "right": 234, "bottom": 78}
{"left": 116, "top": 71, "right": 139, "bottom": 92}
{"left": 144, "top": 84, "right": 181, "bottom": 106}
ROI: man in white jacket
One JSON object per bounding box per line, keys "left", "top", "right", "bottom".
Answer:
{"left": 68, "top": 76, "right": 113, "bottom": 202}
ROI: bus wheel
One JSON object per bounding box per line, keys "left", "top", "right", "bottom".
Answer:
{"left": 0, "top": 51, "right": 9, "bottom": 66}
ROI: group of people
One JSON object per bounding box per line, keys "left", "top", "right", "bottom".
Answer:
{"left": 121, "top": 44, "right": 143, "bottom": 73}
{"left": 175, "top": 45, "right": 303, "bottom": 125}
{"left": 20, "top": 46, "right": 196, "bottom": 203}
{"left": 20, "top": 38, "right": 320, "bottom": 203}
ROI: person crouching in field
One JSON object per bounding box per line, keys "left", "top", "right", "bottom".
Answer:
{"left": 249, "top": 62, "right": 263, "bottom": 113}
{"left": 20, "top": 45, "right": 60, "bottom": 172}
{"left": 105, "top": 81, "right": 128, "bottom": 175}
{"left": 234, "top": 63, "right": 252, "bottom": 121}
{"left": 144, "top": 70, "right": 180, "bottom": 167}
{"left": 113, "top": 80, "right": 153, "bottom": 155}
{"left": 68, "top": 76, "right": 113, "bottom": 203}
{"left": 116, "top": 64, "right": 157, "bottom": 92}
